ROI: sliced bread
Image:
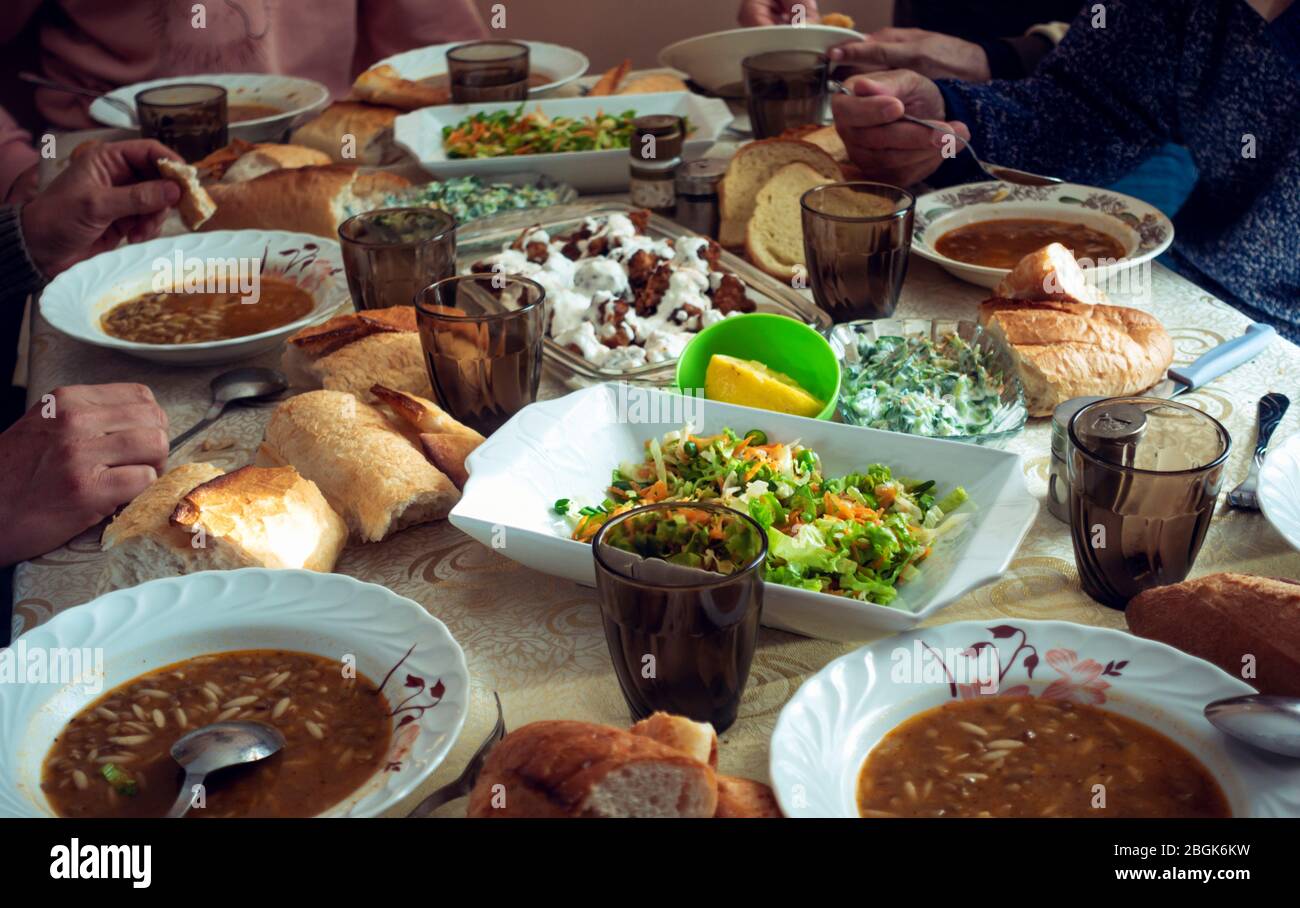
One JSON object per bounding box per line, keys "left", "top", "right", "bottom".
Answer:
{"left": 744, "top": 161, "right": 836, "bottom": 281}
{"left": 718, "top": 139, "right": 842, "bottom": 249}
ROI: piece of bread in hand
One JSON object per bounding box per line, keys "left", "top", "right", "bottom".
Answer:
{"left": 995, "top": 241, "right": 1107, "bottom": 305}
{"left": 629, "top": 712, "right": 718, "bottom": 769}
{"left": 352, "top": 64, "right": 449, "bottom": 110}
{"left": 466, "top": 720, "right": 718, "bottom": 818}
{"left": 978, "top": 297, "right": 1173, "bottom": 416}
{"left": 157, "top": 159, "right": 217, "bottom": 229}
{"left": 290, "top": 101, "right": 402, "bottom": 165}
{"left": 369, "top": 384, "right": 485, "bottom": 487}
{"left": 714, "top": 776, "right": 784, "bottom": 818}
{"left": 1128, "top": 573, "right": 1300, "bottom": 696}
{"left": 221, "top": 143, "right": 333, "bottom": 183}
{"left": 745, "top": 161, "right": 835, "bottom": 281}
{"left": 169, "top": 465, "right": 346, "bottom": 571}
{"left": 259, "top": 390, "right": 459, "bottom": 542}
{"left": 718, "top": 139, "right": 842, "bottom": 248}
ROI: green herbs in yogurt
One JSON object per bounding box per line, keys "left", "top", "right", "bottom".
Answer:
{"left": 841, "top": 334, "right": 1009, "bottom": 437}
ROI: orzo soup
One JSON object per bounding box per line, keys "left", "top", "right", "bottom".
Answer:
{"left": 41, "top": 649, "right": 392, "bottom": 818}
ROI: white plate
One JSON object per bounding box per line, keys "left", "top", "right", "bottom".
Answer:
{"left": 449, "top": 383, "right": 1039, "bottom": 641}
{"left": 373, "top": 40, "right": 589, "bottom": 98}
{"left": 394, "top": 92, "right": 732, "bottom": 192}
{"left": 659, "top": 24, "right": 862, "bottom": 93}
{"left": 770, "top": 619, "right": 1300, "bottom": 817}
{"left": 89, "top": 73, "right": 330, "bottom": 143}
{"left": 1260, "top": 432, "right": 1300, "bottom": 552}
{"left": 40, "top": 230, "right": 350, "bottom": 366}
{"left": 911, "top": 182, "right": 1175, "bottom": 290}
{"left": 0, "top": 569, "right": 470, "bottom": 818}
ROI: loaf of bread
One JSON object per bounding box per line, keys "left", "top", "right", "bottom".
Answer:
{"left": 714, "top": 776, "right": 784, "bottom": 818}
{"left": 979, "top": 298, "right": 1173, "bottom": 416}
{"left": 352, "top": 64, "right": 448, "bottom": 110}
{"left": 1128, "top": 573, "right": 1300, "bottom": 696}
{"left": 281, "top": 307, "right": 431, "bottom": 402}
{"left": 98, "top": 462, "right": 346, "bottom": 593}
{"left": 745, "top": 161, "right": 835, "bottom": 281}
{"left": 202, "top": 164, "right": 410, "bottom": 238}
{"left": 718, "top": 139, "right": 842, "bottom": 248}
{"left": 259, "top": 390, "right": 460, "bottom": 542}
{"left": 222, "top": 143, "right": 333, "bottom": 183}
{"left": 290, "top": 101, "right": 403, "bottom": 165}
{"left": 466, "top": 720, "right": 719, "bottom": 818}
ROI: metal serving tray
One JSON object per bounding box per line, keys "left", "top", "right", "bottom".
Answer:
{"left": 455, "top": 201, "right": 831, "bottom": 386}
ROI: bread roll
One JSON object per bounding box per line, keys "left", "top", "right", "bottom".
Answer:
{"left": 352, "top": 64, "right": 448, "bottom": 110}
{"left": 714, "top": 776, "right": 783, "bottom": 818}
{"left": 744, "top": 161, "right": 835, "bottom": 281}
{"left": 629, "top": 712, "right": 718, "bottom": 768}
{"left": 282, "top": 309, "right": 430, "bottom": 401}
{"left": 979, "top": 298, "right": 1173, "bottom": 416}
{"left": 995, "top": 242, "right": 1107, "bottom": 305}
{"left": 97, "top": 462, "right": 345, "bottom": 593}
{"left": 290, "top": 101, "right": 402, "bottom": 165}
{"left": 466, "top": 720, "right": 718, "bottom": 818}
{"left": 718, "top": 139, "right": 842, "bottom": 248}
{"left": 1128, "top": 573, "right": 1300, "bottom": 696}
{"left": 259, "top": 390, "right": 459, "bottom": 542}
{"left": 157, "top": 159, "right": 216, "bottom": 229}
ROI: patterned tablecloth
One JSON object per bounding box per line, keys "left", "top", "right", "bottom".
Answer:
{"left": 12, "top": 235, "right": 1300, "bottom": 816}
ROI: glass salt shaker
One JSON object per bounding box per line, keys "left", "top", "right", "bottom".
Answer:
{"left": 673, "top": 158, "right": 728, "bottom": 239}
{"left": 628, "top": 115, "right": 683, "bottom": 216}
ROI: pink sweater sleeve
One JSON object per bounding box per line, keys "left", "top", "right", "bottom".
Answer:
{"left": 353, "top": 0, "right": 490, "bottom": 71}
{"left": 0, "top": 107, "right": 38, "bottom": 204}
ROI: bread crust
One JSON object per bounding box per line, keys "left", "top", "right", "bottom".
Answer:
{"left": 467, "top": 720, "right": 718, "bottom": 818}
{"left": 995, "top": 242, "right": 1107, "bottom": 305}
{"left": 1127, "top": 573, "right": 1300, "bottom": 696}
{"left": 352, "top": 64, "right": 448, "bottom": 110}
{"left": 718, "top": 139, "right": 842, "bottom": 249}
{"left": 290, "top": 101, "right": 401, "bottom": 165}
{"left": 629, "top": 712, "right": 719, "bottom": 768}
{"left": 102, "top": 462, "right": 225, "bottom": 554}
{"left": 204, "top": 164, "right": 358, "bottom": 237}
{"left": 714, "top": 776, "right": 783, "bottom": 818}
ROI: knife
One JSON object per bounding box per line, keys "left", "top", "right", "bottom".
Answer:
{"left": 1148, "top": 322, "right": 1277, "bottom": 399}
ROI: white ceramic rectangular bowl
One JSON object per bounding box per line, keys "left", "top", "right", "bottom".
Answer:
{"left": 394, "top": 92, "right": 732, "bottom": 192}
{"left": 449, "top": 384, "right": 1039, "bottom": 641}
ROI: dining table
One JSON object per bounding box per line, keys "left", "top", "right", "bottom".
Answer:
{"left": 10, "top": 141, "right": 1300, "bottom": 818}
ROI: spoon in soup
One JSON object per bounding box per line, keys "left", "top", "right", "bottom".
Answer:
{"left": 169, "top": 367, "right": 288, "bottom": 453}
{"left": 164, "top": 721, "right": 286, "bottom": 818}
{"left": 1205, "top": 694, "right": 1300, "bottom": 759}
{"left": 828, "top": 82, "right": 1063, "bottom": 187}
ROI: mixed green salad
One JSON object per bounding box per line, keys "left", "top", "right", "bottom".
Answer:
{"left": 840, "top": 333, "right": 1012, "bottom": 437}
{"left": 443, "top": 106, "right": 638, "bottom": 158}
{"left": 561, "top": 426, "right": 970, "bottom": 607}
{"left": 382, "top": 176, "right": 563, "bottom": 222}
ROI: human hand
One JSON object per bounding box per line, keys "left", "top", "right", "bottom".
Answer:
{"left": 831, "top": 70, "right": 971, "bottom": 187}
{"left": 4, "top": 163, "right": 40, "bottom": 205}
{"left": 738, "top": 0, "right": 821, "bottom": 27}
{"left": 19, "top": 139, "right": 183, "bottom": 278}
{"left": 0, "top": 384, "right": 168, "bottom": 566}
{"left": 829, "top": 28, "right": 993, "bottom": 82}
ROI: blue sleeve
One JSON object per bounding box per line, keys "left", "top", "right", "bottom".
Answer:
{"left": 929, "top": 0, "right": 1187, "bottom": 187}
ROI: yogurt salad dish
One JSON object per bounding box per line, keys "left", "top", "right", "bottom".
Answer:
{"left": 469, "top": 210, "right": 756, "bottom": 371}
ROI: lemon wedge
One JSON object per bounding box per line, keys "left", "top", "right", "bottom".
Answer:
{"left": 704, "top": 354, "right": 824, "bottom": 418}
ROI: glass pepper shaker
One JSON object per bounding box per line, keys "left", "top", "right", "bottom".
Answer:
{"left": 628, "top": 115, "right": 683, "bottom": 215}
{"left": 673, "top": 158, "right": 728, "bottom": 239}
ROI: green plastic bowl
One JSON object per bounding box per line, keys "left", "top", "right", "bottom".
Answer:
{"left": 675, "top": 313, "right": 841, "bottom": 420}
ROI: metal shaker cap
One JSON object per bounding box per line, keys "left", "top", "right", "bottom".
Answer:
{"left": 675, "top": 157, "right": 728, "bottom": 194}
{"left": 1072, "top": 401, "right": 1148, "bottom": 467}
{"left": 1051, "top": 395, "right": 1104, "bottom": 457}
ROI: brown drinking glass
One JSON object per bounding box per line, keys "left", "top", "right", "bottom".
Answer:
{"left": 592, "top": 502, "right": 767, "bottom": 732}
{"left": 742, "top": 51, "right": 829, "bottom": 139}
{"left": 1068, "top": 397, "right": 1231, "bottom": 609}
{"left": 415, "top": 274, "right": 545, "bottom": 436}
{"left": 801, "top": 181, "right": 915, "bottom": 322}
{"left": 446, "top": 41, "right": 530, "bottom": 103}
{"left": 338, "top": 208, "right": 457, "bottom": 311}
{"left": 135, "top": 83, "right": 228, "bottom": 162}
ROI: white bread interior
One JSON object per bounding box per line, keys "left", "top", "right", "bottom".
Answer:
{"left": 718, "top": 139, "right": 842, "bottom": 249}
{"left": 744, "top": 161, "right": 835, "bottom": 281}
{"left": 629, "top": 712, "right": 719, "bottom": 769}
{"left": 157, "top": 158, "right": 216, "bottom": 230}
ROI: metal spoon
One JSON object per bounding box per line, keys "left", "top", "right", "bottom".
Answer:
{"left": 19, "top": 71, "right": 137, "bottom": 125}
{"left": 164, "top": 721, "right": 286, "bottom": 818}
{"left": 1205, "top": 694, "right": 1300, "bottom": 759}
{"left": 169, "top": 367, "right": 288, "bottom": 453}
{"left": 829, "top": 81, "right": 1063, "bottom": 187}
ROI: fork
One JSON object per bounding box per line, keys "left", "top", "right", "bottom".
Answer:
{"left": 406, "top": 691, "right": 506, "bottom": 817}
{"left": 1228, "top": 392, "right": 1290, "bottom": 510}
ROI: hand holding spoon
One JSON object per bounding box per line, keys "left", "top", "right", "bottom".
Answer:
{"left": 164, "top": 721, "right": 286, "bottom": 818}
{"left": 169, "top": 367, "right": 288, "bottom": 453}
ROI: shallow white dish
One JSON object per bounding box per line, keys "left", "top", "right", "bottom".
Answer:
{"left": 40, "top": 230, "right": 349, "bottom": 366}
{"left": 1260, "top": 432, "right": 1300, "bottom": 552}
{"left": 659, "top": 24, "right": 862, "bottom": 93}
{"left": 770, "top": 619, "right": 1300, "bottom": 818}
{"left": 0, "top": 569, "right": 470, "bottom": 818}
{"left": 394, "top": 92, "right": 732, "bottom": 192}
{"left": 911, "top": 181, "right": 1175, "bottom": 290}
{"left": 373, "top": 40, "right": 589, "bottom": 98}
{"left": 450, "top": 383, "right": 1038, "bottom": 641}
{"left": 89, "top": 73, "right": 330, "bottom": 143}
